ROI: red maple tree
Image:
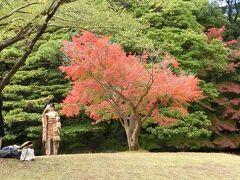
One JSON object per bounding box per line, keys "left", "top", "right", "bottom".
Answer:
{"left": 206, "top": 27, "right": 240, "bottom": 148}
{"left": 207, "top": 27, "right": 240, "bottom": 121}
{"left": 60, "top": 32, "right": 203, "bottom": 150}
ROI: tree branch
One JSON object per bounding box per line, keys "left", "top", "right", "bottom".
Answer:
{"left": 141, "top": 101, "right": 158, "bottom": 122}
{"left": 3, "top": 0, "right": 13, "bottom": 9}
{"left": 89, "top": 71, "right": 136, "bottom": 110}
{"left": 135, "top": 69, "right": 154, "bottom": 109}
{"left": 0, "top": 0, "right": 76, "bottom": 52}
{"left": 198, "top": 101, "right": 215, "bottom": 112}
{"left": 89, "top": 71, "right": 129, "bottom": 126}
{"left": 0, "top": 0, "right": 64, "bottom": 92}
{"left": 0, "top": 24, "right": 34, "bottom": 52}
{"left": 0, "top": 2, "right": 39, "bottom": 21}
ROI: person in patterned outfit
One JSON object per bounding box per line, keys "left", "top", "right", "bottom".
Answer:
{"left": 42, "top": 103, "right": 61, "bottom": 155}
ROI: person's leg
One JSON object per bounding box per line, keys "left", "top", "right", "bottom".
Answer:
{"left": 56, "top": 141, "right": 59, "bottom": 154}
{"left": 53, "top": 141, "right": 59, "bottom": 155}
{"left": 57, "top": 141, "right": 60, "bottom": 154}
{"left": 53, "top": 141, "right": 56, "bottom": 155}
{"left": 42, "top": 141, "right": 47, "bottom": 155}
{"left": 50, "top": 139, "right": 53, "bottom": 155}
{"left": 46, "top": 139, "right": 51, "bottom": 155}
{"left": 0, "top": 137, "right": 2, "bottom": 149}
{"left": 45, "top": 140, "right": 48, "bottom": 155}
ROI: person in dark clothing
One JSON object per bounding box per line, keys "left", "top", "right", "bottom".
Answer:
{"left": 0, "top": 95, "right": 5, "bottom": 148}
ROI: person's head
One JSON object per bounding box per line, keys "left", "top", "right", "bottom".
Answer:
{"left": 49, "top": 103, "right": 55, "bottom": 112}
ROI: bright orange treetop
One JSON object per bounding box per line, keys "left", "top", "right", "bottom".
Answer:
{"left": 60, "top": 32, "right": 203, "bottom": 126}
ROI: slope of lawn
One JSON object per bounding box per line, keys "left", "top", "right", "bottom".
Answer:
{"left": 1, "top": 152, "right": 240, "bottom": 180}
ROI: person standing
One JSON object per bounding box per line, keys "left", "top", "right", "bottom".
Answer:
{"left": 0, "top": 94, "right": 5, "bottom": 149}
{"left": 42, "top": 103, "right": 61, "bottom": 155}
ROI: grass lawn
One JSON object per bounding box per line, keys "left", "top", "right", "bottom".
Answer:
{"left": 0, "top": 152, "right": 240, "bottom": 180}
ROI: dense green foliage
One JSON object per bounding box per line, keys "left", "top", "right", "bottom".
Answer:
{"left": 1, "top": 29, "right": 128, "bottom": 154}
{"left": 111, "top": 0, "right": 229, "bottom": 75}
{"left": 1, "top": 30, "right": 67, "bottom": 153}
{"left": 0, "top": 0, "right": 239, "bottom": 153}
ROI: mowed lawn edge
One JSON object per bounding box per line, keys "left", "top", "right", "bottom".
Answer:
{"left": 1, "top": 152, "right": 240, "bottom": 180}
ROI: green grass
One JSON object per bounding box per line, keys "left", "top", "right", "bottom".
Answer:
{"left": 1, "top": 152, "right": 240, "bottom": 180}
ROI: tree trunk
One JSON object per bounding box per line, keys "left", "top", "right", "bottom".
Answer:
{"left": 124, "top": 114, "right": 142, "bottom": 151}
{"left": 227, "top": 0, "right": 233, "bottom": 22}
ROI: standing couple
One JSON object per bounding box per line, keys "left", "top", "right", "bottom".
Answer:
{"left": 42, "top": 103, "right": 61, "bottom": 155}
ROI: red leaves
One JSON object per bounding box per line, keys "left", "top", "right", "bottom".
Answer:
{"left": 60, "top": 104, "right": 80, "bottom": 117}
{"left": 230, "top": 49, "right": 240, "bottom": 58}
{"left": 60, "top": 32, "right": 203, "bottom": 125}
{"left": 225, "top": 40, "right": 239, "bottom": 46}
{"left": 206, "top": 26, "right": 240, "bottom": 47}
{"left": 162, "top": 54, "right": 180, "bottom": 68}
{"left": 216, "top": 83, "right": 240, "bottom": 121}
{"left": 217, "top": 83, "right": 240, "bottom": 94}
{"left": 232, "top": 110, "right": 240, "bottom": 120}
{"left": 226, "top": 62, "right": 240, "bottom": 72}
{"left": 211, "top": 115, "right": 238, "bottom": 134}
{"left": 206, "top": 26, "right": 225, "bottom": 42}
{"left": 230, "top": 98, "right": 240, "bottom": 106}
{"left": 205, "top": 26, "right": 240, "bottom": 148}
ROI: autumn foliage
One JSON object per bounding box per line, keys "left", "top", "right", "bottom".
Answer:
{"left": 206, "top": 26, "right": 240, "bottom": 148}
{"left": 60, "top": 32, "right": 203, "bottom": 150}
{"left": 206, "top": 26, "right": 226, "bottom": 42}
{"left": 206, "top": 26, "right": 239, "bottom": 46}
{"left": 206, "top": 27, "right": 240, "bottom": 121}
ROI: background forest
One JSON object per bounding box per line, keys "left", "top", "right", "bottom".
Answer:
{"left": 0, "top": 0, "right": 239, "bottom": 154}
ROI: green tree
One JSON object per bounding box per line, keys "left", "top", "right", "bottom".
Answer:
{"left": 141, "top": 111, "right": 212, "bottom": 151}
{"left": 195, "top": 1, "right": 228, "bottom": 29}
{"left": 0, "top": 0, "right": 145, "bottom": 153}
{"left": 1, "top": 30, "right": 68, "bottom": 152}
{"left": 108, "top": 0, "right": 229, "bottom": 150}
{"left": 1, "top": 30, "right": 119, "bottom": 154}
